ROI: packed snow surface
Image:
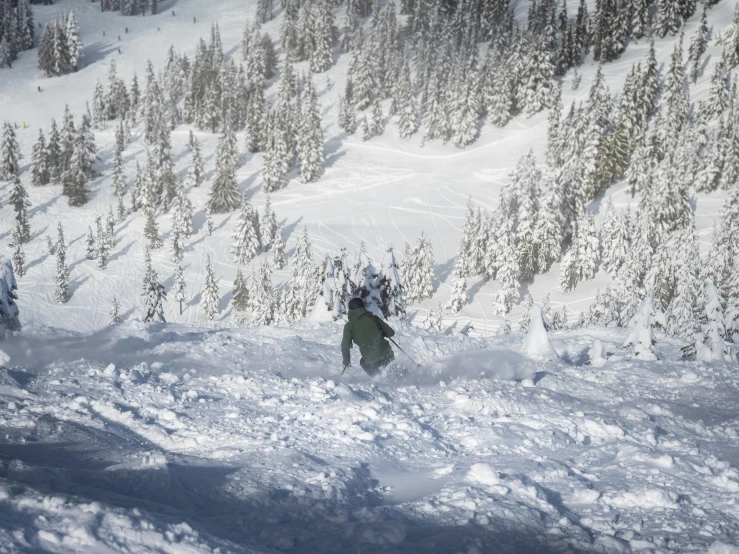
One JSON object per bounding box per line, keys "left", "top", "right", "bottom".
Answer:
{"left": 0, "top": 321, "right": 738, "bottom": 552}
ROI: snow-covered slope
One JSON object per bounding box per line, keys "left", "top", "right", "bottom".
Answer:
{"left": 0, "top": 0, "right": 735, "bottom": 335}
{"left": 0, "top": 322, "right": 738, "bottom": 552}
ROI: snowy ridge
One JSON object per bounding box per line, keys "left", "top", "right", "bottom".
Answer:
{"left": 0, "top": 322, "right": 738, "bottom": 551}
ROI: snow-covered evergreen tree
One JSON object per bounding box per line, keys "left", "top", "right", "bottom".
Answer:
{"left": 30, "top": 129, "right": 50, "bottom": 187}
{"left": 112, "top": 147, "right": 126, "bottom": 220}
{"left": 600, "top": 198, "right": 630, "bottom": 279}
{"left": 559, "top": 213, "right": 600, "bottom": 292}
{"left": 655, "top": 0, "right": 683, "bottom": 38}
{"left": 200, "top": 254, "right": 221, "bottom": 321}
{"left": 297, "top": 77, "right": 324, "bottom": 183}
{"left": 208, "top": 123, "right": 240, "bottom": 214}
{"left": 232, "top": 267, "right": 249, "bottom": 316}
{"left": 173, "top": 179, "right": 194, "bottom": 238}
{"left": 173, "top": 259, "right": 187, "bottom": 316}
{"left": 54, "top": 223, "right": 69, "bottom": 303}
{"left": 667, "top": 222, "right": 701, "bottom": 338}
{"left": 249, "top": 260, "right": 275, "bottom": 325}
{"left": 96, "top": 215, "right": 109, "bottom": 269}
{"left": 189, "top": 137, "right": 205, "bottom": 185}
{"left": 493, "top": 222, "right": 520, "bottom": 316}
{"left": 382, "top": 247, "right": 405, "bottom": 318}
{"left": 520, "top": 39, "right": 555, "bottom": 116}
{"left": 143, "top": 269, "right": 166, "bottom": 323}
{"left": 338, "top": 94, "right": 357, "bottom": 134}
{"left": 688, "top": 283, "right": 734, "bottom": 362}
{"left": 9, "top": 174, "right": 30, "bottom": 244}
{"left": 231, "top": 196, "right": 262, "bottom": 264}
{"left": 1, "top": 120, "right": 22, "bottom": 181}
{"left": 110, "top": 297, "right": 121, "bottom": 325}
{"left": 271, "top": 233, "right": 287, "bottom": 270}
{"left": 622, "top": 292, "right": 665, "bottom": 360}
{"left": 404, "top": 233, "right": 434, "bottom": 304}
{"left": 689, "top": 5, "right": 709, "bottom": 83}
{"left": 519, "top": 293, "right": 535, "bottom": 332}
{"left": 10, "top": 225, "right": 25, "bottom": 279}
{"left": 143, "top": 205, "right": 162, "bottom": 249}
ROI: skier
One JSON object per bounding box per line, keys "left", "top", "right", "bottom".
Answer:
{"left": 172, "top": 10, "right": 175, "bottom": 15}
{"left": 118, "top": 34, "right": 121, "bottom": 40}
{"left": 341, "top": 298, "right": 395, "bottom": 377}
{"left": 125, "top": 27, "right": 128, "bottom": 33}
{"left": 118, "top": 48, "right": 122, "bottom": 54}
{"left": 37, "top": 85, "right": 41, "bottom": 92}
{"left": 103, "top": 31, "right": 106, "bottom": 36}
{"left": 193, "top": 16, "right": 197, "bottom": 23}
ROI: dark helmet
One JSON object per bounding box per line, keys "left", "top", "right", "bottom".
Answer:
{"left": 348, "top": 298, "right": 365, "bottom": 311}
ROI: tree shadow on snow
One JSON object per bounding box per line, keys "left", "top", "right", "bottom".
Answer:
{"left": 431, "top": 257, "right": 455, "bottom": 295}
{"left": 0, "top": 416, "right": 595, "bottom": 554}
{"left": 69, "top": 275, "right": 91, "bottom": 297}
{"left": 25, "top": 254, "right": 49, "bottom": 273}
{"left": 81, "top": 41, "right": 120, "bottom": 68}
{"left": 282, "top": 215, "right": 303, "bottom": 242}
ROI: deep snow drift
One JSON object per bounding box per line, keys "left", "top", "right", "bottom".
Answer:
{"left": 0, "top": 322, "right": 738, "bottom": 552}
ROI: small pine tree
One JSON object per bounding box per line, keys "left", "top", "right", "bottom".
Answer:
{"left": 30, "top": 129, "right": 50, "bottom": 186}
{"left": 173, "top": 260, "right": 187, "bottom": 316}
{"left": 271, "top": 233, "right": 287, "bottom": 269}
{"left": 208, "top": 125, "right": 241, "bottom": 214}
{"left": 685, "top": 283, "right": 734, "bottom": 362}
{"left": 110, "top": 297, "right": 122, "bottom": 324}
{"left": 170, "top": 226, "right": 184, "bottom": 263}
{"left": 201, "top": 254, "right": 221, "bottom": 320}
{"left": 173, "top": 179, "right": 194, "bottom": 238}
{"left": 11, "top": 225, "right": 25, "bottom": 279}
{"left": 493, "top": 223, "right": 520, "bottom": 316}
{"left": 519, "top": 294, "right": 535, "bottom": 332}
{"left": 232, "top": 267, "right": 249, "bottom": 313}
{"left": 297, "top": 77, "right": 325, "bottom": 183}
{"left": 143, "top": 206, "right": 163, "bottom": 249}
{"left": 54, "top": 223, "right": 70, "bottom": 303}
{"left": 404, "top": 233, "right": 435, "bottom": 304}
{"left": 231, "top": 197, "right": 262, "bottom": 264}
{"left": 249, "top": 260, "right": 275, "bottom": 325}
{"left": 143, "top": 269, "right": 167, "bottom": 323}
{"left": 266, "top": 192, "right": 286, "bottom": 239}
{"left": 96, "top": 216, "right": 109, "bottom": 269}
{"left": 622, "top": 292, "right": 665, "bottom": 360}
{"left": 1, "top": 120, "right": 23, "bottom": 181}
{"left": 206, "top": 209, "right": 214, "bottom": 236}
{"left": 9, "top": 174, "right": 31, "bottom": 244}
{"left": 445, "top": 258, "right": 467, "bottom": 314}
{"left": 85, "top": 225, "right": 96, "bottom": 260}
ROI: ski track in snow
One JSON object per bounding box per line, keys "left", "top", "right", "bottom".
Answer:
{"left": 0, "top": 323, "right": 738, "bottom": 552}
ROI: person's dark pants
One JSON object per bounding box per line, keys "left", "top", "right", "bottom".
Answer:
{"left": 359, "top": 353, "right": 394, "bottom": 377}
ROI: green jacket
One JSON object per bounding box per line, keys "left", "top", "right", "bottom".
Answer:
{"left": 341, "top": 307, "right": 395, "bottom": 366}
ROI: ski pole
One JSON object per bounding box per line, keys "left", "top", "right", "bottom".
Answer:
{"left": 388, "top": 338, "right": 420, "bottom": 368}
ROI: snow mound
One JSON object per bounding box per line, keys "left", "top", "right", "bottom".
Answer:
{"left": 603, "top": 488, "right": 679, "bottom": 510}
{"left": 521, "top": 305, "right": 558, "bottom": 360}
{"left": 465, "top": 463, "right": 500, "bottom": 486}
{"left": 587, "top": 339, "right": 606, "bottom": 367}
{"left": 708, "top": 542, "right": 739, "bottom": 554}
